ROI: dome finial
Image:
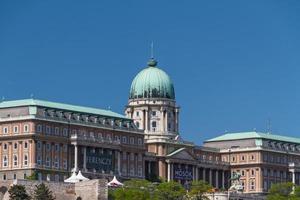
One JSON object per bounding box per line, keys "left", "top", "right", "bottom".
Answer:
{"left": 148, "top": 41, "right": 157, "bottom": 67}
{"left": 150, "top": 41, "right": 154, "bottom": 59}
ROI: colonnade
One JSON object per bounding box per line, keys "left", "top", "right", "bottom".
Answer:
{"left": 73, "top": 143, "right": 121, "bottom": 174}
{"left": 166, "top": 162, "right": 228, "bottom": 189}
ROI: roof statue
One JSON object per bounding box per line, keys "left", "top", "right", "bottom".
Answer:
{"left": 229, "top": 172, "right": 243, "bottom": 192}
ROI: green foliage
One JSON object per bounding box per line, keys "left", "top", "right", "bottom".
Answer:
{"left": 111, "top": 179, "right": 152, "bottom": 200}
{"left": 267, "top": 182, "right": 300, "bottom": 200}
{"left": 187, "top": 180, "right": 212, "bottom": 200}
{"left": 26, "top": 172, "right": 38, "bottom": 180}
{"left": 8, "top": 184, "right": 30, "bottom": 200}
{"left": 154, "top": 181, "right": 185, "bottom": 200}
{"left": 33, "top": 183, "right": 55, "bottom": 200}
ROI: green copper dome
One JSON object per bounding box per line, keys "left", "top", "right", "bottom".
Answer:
{"left": 129, "top": 59, "right": 175, "bottom": 100}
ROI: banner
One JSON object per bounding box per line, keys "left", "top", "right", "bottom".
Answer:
{"left": 86, "top": 149, "right": 113, "bottom": 171}
{"left": 173, "top": 165, "right": 193, "bottom": 180}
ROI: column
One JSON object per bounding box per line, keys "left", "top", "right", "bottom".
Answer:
{"left": 145, "top": 109, "right": 149, "bottom": 132}
{"left": 192, "top": 166, "right": 196, "bottom": 181}
{"left": 209, "top": 169, "right": 213, "bottom": 185}
{"left": 74, "top": 144, "right": 78, "bottom": 172}
{"left": 31, "top": 140, "right": 36, "bottom": 168}
{"left": 216, "top": 170, "right": 219, "bottom": 189}
{"left": 165, "top": 111, "right": 168, "bottom": 132}
{"left": 148, "top": 161, "right": 151, "bottom": 175}
{"left": 292, "top": 171, "right": 296, "bottom": 192}
{"left": 196, "top": 167, "right": 199, "bottom": 181}
{"left": 160, "top": 108, "right": 164, "bottom": 132}
{"left": 170, "top": 163, "right": 173, "bottom": 181}
{"left": 203, "top": 168, "right": 206, "bottom": 182}
{"left": 83, "top": 146, "right": 87, "bottom": 171}
{"left": 222, "top": 170, "right": 225, "bottom": 189}
{"left": 175, "top": 110, "right": 179, "bottom": 133}
{"left": 167, "top": 163, "right": 171, "bottom": 182}
{"left": 117, "top": 151, "right": 121, "bottom": 175}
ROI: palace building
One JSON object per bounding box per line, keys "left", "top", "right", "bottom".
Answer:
{"left": 0, "top": 99, "right": 145, "bottom": 181}
{"left": 0, "top": 57, "right": 299, "bottom": 196}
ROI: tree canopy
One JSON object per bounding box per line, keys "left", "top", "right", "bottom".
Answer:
{"left": 187, "top": 180, "right": 212, "bottom": 200}
{"left": 8, "top": 184, "right": 31, "bottom": 200}
{"left": 153, "top": 181, "right": 186, "bottom": 200}
{"left": 33, "top": 183, "right": 55, "bottom": 200}
{"left": 267, "top": 182, "right": 300, "bottom": 200}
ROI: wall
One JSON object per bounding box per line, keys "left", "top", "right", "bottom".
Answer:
{"left": 0, "top": 179, "right": 108, "bottom": 200}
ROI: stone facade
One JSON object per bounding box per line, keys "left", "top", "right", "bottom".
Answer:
{"left": 0, "top": 99, "right": 146, "bottom": 182}
{"left": 0, "top": 179, "right": 107, "bottom": 200}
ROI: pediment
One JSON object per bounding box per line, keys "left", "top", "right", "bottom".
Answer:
{"left": 167, "top": 148, "right": 196, "bottom": 161}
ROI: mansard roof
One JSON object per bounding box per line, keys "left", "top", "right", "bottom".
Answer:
{"left": 205, "top": 131, "right": 300, "bottom": 144}
{"left": 0, "top": 98, "right": 128, "bottom": 120}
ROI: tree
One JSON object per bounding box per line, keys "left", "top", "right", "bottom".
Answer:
{"left": 187, "top": 180, "right": 212, "bottom": 200}
{"left": 266, "top": 182, "right": 300, "bottom": 200}
{"left": 154, "top": 181, "right": 185, "bottom": 200}
{"left": 33, "top": 183, "right": 55, "bottom": 200}
{"left": 8, "top": 184, "right": 30, "bottom": 200}
{"left": 112, "top": 179, "right": 152, "bottom": 200}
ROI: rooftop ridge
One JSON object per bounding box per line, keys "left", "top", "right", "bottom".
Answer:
{"left": 0, "top": 98, "right": 129, "bottom": 120}
{"left": 205, "top": 131, "right": 300, "bottom": 144}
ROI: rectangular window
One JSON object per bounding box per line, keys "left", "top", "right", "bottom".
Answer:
{"left": 63, "top": 159, "right": 67, "bottom": 169}
{"left": 23, "top": 154, "right": 28, "bottom": 166}
{"left": 138, "top": 167, "right": 143, "bottom": 177}
{"left": 46, "top": 143, "right": 51, "bottom": 151}
{"left": 37, "top": 141, "right": 42, "bottom": 150}
{"left": 138, "top": 154, "right": 142, "bottom": 162}
{"left": 37, "top": 155, "right": 42, "bottom": 165}
{"left": 250, "top": 180, "right": 255, "bottom": 190}
{"left": 138, "top": 138, "right": 143, "bottom": 145}
{"left": 46, "top": 126, "right": 51, "bottom": 134}
{"left": 130, "top": 153, "right": 134, "bottom": 161}
{"left": 13, "top": 155, "right": 18, "bottom": 167}
{"left": 123, "top": 152, "right": 127, "bottom": 160}
{"left": 37, "top": 124, "right": 42, "bottom": 133}
{"left": 54, "top": 156, "right": 59, "bottom": 168}
{"left": 63, "top": 128, "right": 68, "bottom": 136}
{"left": 46, "top": 157, "right": 50, "bottom": 167}
{"left": 122, "top": 136, "right": 127, "bottom": 144}
{"left": 55, "top": 144, "right": 59, "bottom": 152}
{"left": 55, "top": 127, "right": 59, "bottom": 135}
{"left": 130, "top": 137, "right": 135, "bottom": 145}
{"left": 3, "top": 156, "right": 8, "bottom": 167}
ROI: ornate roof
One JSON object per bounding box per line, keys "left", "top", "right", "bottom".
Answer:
{"left": 0, "top": 98, "right": 128, "bottom": 119}
{"left": 205, "top": 131, "right": 300, "bottom": 144}
{"left": 129, "top": 59, "right": 175, "bottom": 100}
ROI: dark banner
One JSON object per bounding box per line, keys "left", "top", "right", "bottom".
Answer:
{"left": 173, "top": 164, "right": 193, "bottom": 180}
{"left": 86, "top": 149, "right": 113, "bottom": 171}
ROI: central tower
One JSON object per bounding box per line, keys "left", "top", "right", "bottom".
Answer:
{"left": 125, "top": 58, "right": 180, "bottom": 142}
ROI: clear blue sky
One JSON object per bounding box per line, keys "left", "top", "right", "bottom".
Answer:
{"left": 1, "top": 1, "right": 300, "bottom": 144}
